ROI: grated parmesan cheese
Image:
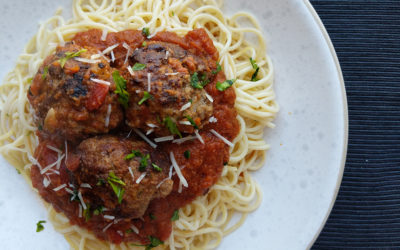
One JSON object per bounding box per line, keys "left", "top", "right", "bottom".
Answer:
{"left": 165, "top": 72, "right": 179, "bottom": 76}
{"left": 80, "top": 183, "right": 92, "bottom": 189}
{"left": 91, "top": 54, "right": 101, "bottom": 60}
{"left": 65, "top": 188, "right": 74, "bottom": 195}
{"left": 90, "top": 78, "right": 111, "bottom": 86}
{"left": 133, "top": 128, "right": 157, "bottom": 148}
{"left": 170, "top": 152, "right": 188, "bottom": 187}
{"left": 136, "top": 172, "right": 146, "bottom": 184}
{"left": 179, "top": 102, "right": 191, "bottom": 111}
{"left": 156, "top": 178, "right": 168, "bottom": 189}
{"left": 179, "top": 121, "right": 191, "bottom": 126}
{"left": 194, "top": 130, "right": 204, "bottom": 144}
{"left": 154, "top": 135, "right": 174, "bottom": 142}
{"left": 46, "top": 145, "right": 62, "bottom": 154}
{"left": 74, "top": 57, "right": 101, "bottom": 64}
{"left": 105, "top": 104, "right": 112, "bottom": 128}
{"left": 102, "top": 43, "right": 119, "bottom": 55}
{"left": 53, "top": 183, "right": 66, "bottom": 192}
{"left": 43, "top": 177, "right": 50, "bottom": 188}
{"left": 165, "top": 50, "right": 169, "bottom": 60}
{"left": 147, "top": 123, "right": 159, "bottom": 128}
{"left": 102, "top": 221, "right": 114, "bottom": 232}
{"left": 128, "top": 167, "right": 135, "bottom": 181}
{"left": 131, "top": 225, "right": 139, "bottom": 234}
{"left": 78, "top": 204, "right": 82, "bottom": 218}
{"left": 210, "top": 129, "right": 234, "bottom": 147}
{"left": 40, "top": 154, "right": 65, "bottom": 174}
{"left": 110, "top": 50, "right": 115, "bottom": 63}
{"left": 117, "top": 230, "right": 123, "bottom": 237}
{"left": 147, "top": 73, "right": 151, "bottom": 92}
{"left": 65, "top": 141, "right": 68, "bottom": 163}
{"left": 205, "top": 92, "right": 214, "bottom": 103}
{"left": 168, "top": 165, "right": 173, "bottom": 179}
{"left": 172, "top": 135, "right": 196, "bottom": 144}
{"left": 77, "top": 191, "right": 87, "bottom": 210}
{"left": 127, "top": 66, "right": 134, "bottom": 76}
{"left": 209, "top": 116, "right": 218, "bottom": 123}
{"left": 178, "top": 180, "right": 183, "bottom": 193}
{"left": 101, "top": 29, "right": 108, "bottom": 41}
{"left": 104, "top": 215, "right": 115, "bottom": 220}
{"left": 146, "top": 129, "right": 154, "bottom": 135}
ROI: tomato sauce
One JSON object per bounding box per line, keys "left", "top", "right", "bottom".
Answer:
{"left": 30, "top": 28, "right": 239, "bottom": 245}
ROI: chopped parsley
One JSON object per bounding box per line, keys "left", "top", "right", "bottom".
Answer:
{"left": 83, "top": 204, "right": 91, "bottom": 222}
{"left": 107, "top": 172, "right": 126, "bottom": 204}
{"left": 96, "top": 178, "right": 105, "bottom": 186}
{"left": 184, "top": 150, "right": 190, "bottom": 159}
{"left": 125, "top": 149, "right": 143, "bottom": 160}
{"left": 185, "top": 115, "right": 199, "bottom": 129}
{"left": 27, "top": 77, "right": 33, "bottom": 83}
{"left": 212, "top": 62, "right": 222, "bottom": 74}
{"left": 126, "top": 228, "right": 134, "bottom": 234}
{"left": 59, "top": 49, "right": 87, "bottom": 68}
{"left": 149, "top": 213, "right": 156, "bottom": 220}
{"left": 171, "top": 11, "right": 175, "bottom": 16}
{"left": 189, "top": 98, "right": 193, "bottom": 103}
{"left": 250, "top": 57, "right": 259, "bottom": 81}
{"left": 131, "top": 236, "right": 164, "bottom": 249}
{"left": 163, "top": 116, "right": 182, "bottom": 138}
{"left": 112, "top": 71, "right": 130, "bottom": 109}
{"left": 216, "top": 79, "right": 235, "bottom": 91}
{"left": 36, "top": 220, "right": 46, "bottom": 232}
{"left": 132, "top": 63, "right": 146, "bottom": 71}
{"left": 152, "top": 163, "right": 162, "bottom": 172}
{"left": 142, "top": 27, "right": 150, "bottom": 37}
{"left": 42, "top": 66, "right": 49, "bottom": 80}
{"left": 171, "top": 210, "right": 179, "bottom": 221}
{"left": 139, "top": 154, "right": 150, "bottom": 172}
{"left": 138, "top": 91, "right": 153, "bottom": 105}
{"left": 16, "top": 168, "right": 21, "bottom": 174}
{"left": 190, "top": 72, "right": 209, "bottom": 89}
{"left": 38, "top": 124, "right": 43, "bottom": 131}
{"left": 93, "top": 206, "right": 105, "bottom": 216}
{"left": 142, "top": 41, "right": 147, "bottom": 47}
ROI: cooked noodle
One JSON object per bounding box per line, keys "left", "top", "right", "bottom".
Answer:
{"left": 0, "top": 0, "right": 278, "bottom": 249}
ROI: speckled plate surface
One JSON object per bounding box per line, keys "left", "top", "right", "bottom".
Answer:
{"left": 0, "top": 0, "right": 347, "bottom": 249}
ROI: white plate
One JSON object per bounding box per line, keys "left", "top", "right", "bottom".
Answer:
{"left": 0, "top": 0, "right": 347, "bottom": 249}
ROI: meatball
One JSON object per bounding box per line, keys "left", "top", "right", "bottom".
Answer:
{"left": 74, "top": 135, "right": 173, "bottom": 219}
{"left": 124, "top": 41, "right": 214, "bottom": 136}
{"left": 28, "top": 43, "right": 123, "bottom": 140}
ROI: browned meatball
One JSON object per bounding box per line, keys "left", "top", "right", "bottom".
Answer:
{"left": 124, "top": 41, "right": 214, "bottom": 136}
{"left": 75, "top": 135, "right": 173, "bottom": 219}
{"left": 28, "top": 43, "right": 123, "bottom": 140}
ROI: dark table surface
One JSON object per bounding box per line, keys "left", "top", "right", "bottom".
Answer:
{"left": 309, "top": 1, "right": 400, "bottom": 249}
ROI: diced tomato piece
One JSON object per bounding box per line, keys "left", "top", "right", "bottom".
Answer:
{"left": 86, "top": 83, "right": 109, "bottom": 111}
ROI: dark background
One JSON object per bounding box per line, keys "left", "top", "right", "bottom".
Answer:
{"left": 309, "top": 1, "right": 400, "bottom": 249}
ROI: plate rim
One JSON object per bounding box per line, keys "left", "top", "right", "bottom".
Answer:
{"left": 302, "top": 0, "right": 349, "bottom": 248}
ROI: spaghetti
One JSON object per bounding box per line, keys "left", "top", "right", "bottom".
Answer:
{"left": 0, "top": 0, "right": 278, "bottom": 249}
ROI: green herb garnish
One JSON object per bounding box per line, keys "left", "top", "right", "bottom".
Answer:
{"left": 139, "top": 154, "right": 150, "bottom": 172}
{"left": 132, "top": 63, "right": 146, "bottom": 71}
{"left": 250, "top": 57, "right": 259, "bottom": 81}
{"left": 93, "top": 206, "right": 104, "bottom": 216}
{"left": 171, "top": 11, "right": 175, "bottom": 16}
{"left": 142, "top": 27, "right": 150, "bottom": 37}
{"left": 152, "top": 163, "right": 162, "bottom": 172}
{"left": 163, "top": 116, "right": 182, "bottom": 138}
{"left": 184, "top": 150, "right": 190, "bottom": 159}
{"left": 216, "top": 79, "right": 235, "bottom": 91}
{"left": 42, "top": 66, "right": 49, "bottom": 80}
{"left": 38, "top": 124, "right": 43, "bottom": 131}
{"left": 125, "top": 149, "right": 143, "bottom": 160}
{"left": 16, "top": 168, "right": 21, "bottom": 174}
{"left": 171, "top": 210, "right": 179, "bottom": 221}
{"left": 59, "top": 49, "right": 87, "bottom": 68}
{"left": 97, "top": 178, "right": 105, "bottom": 186}
{"left": 36, "top": 220, "right": 46, "bottom": 232}
{"left": 112, "top": 71, "right": 130, "bottom": 109}
{"left": 27, "top": 77, "right": 33, "bottom": 83}
{"left": 142, "top": 41, "right": 147, "bottom": 47}
{"left": 212, "top": 62, "right": 222, "bottom": 74}
{"left": 107, "top": 171, "right": 126, "bottom": 204}
{"left": 190, "top": 72, "right": 209, "bottom": 89}
{"left": 126, "top": 228, "right": 134, "bottom": 234}
{"left": 83, "top": 204, "right": 91, "bottom": 222}
{"left": 185, "top": 115, "right": 199, "bottom": 129}
{"left": 149, "top": 213, "right": 156, "bottom": 220}
{"left": 138, "top": 91, "right": 153, "bottom": 105}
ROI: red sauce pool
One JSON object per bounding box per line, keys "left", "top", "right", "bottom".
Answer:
{"left": 30, "top": 28, "right": 239, "bottom": 245}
